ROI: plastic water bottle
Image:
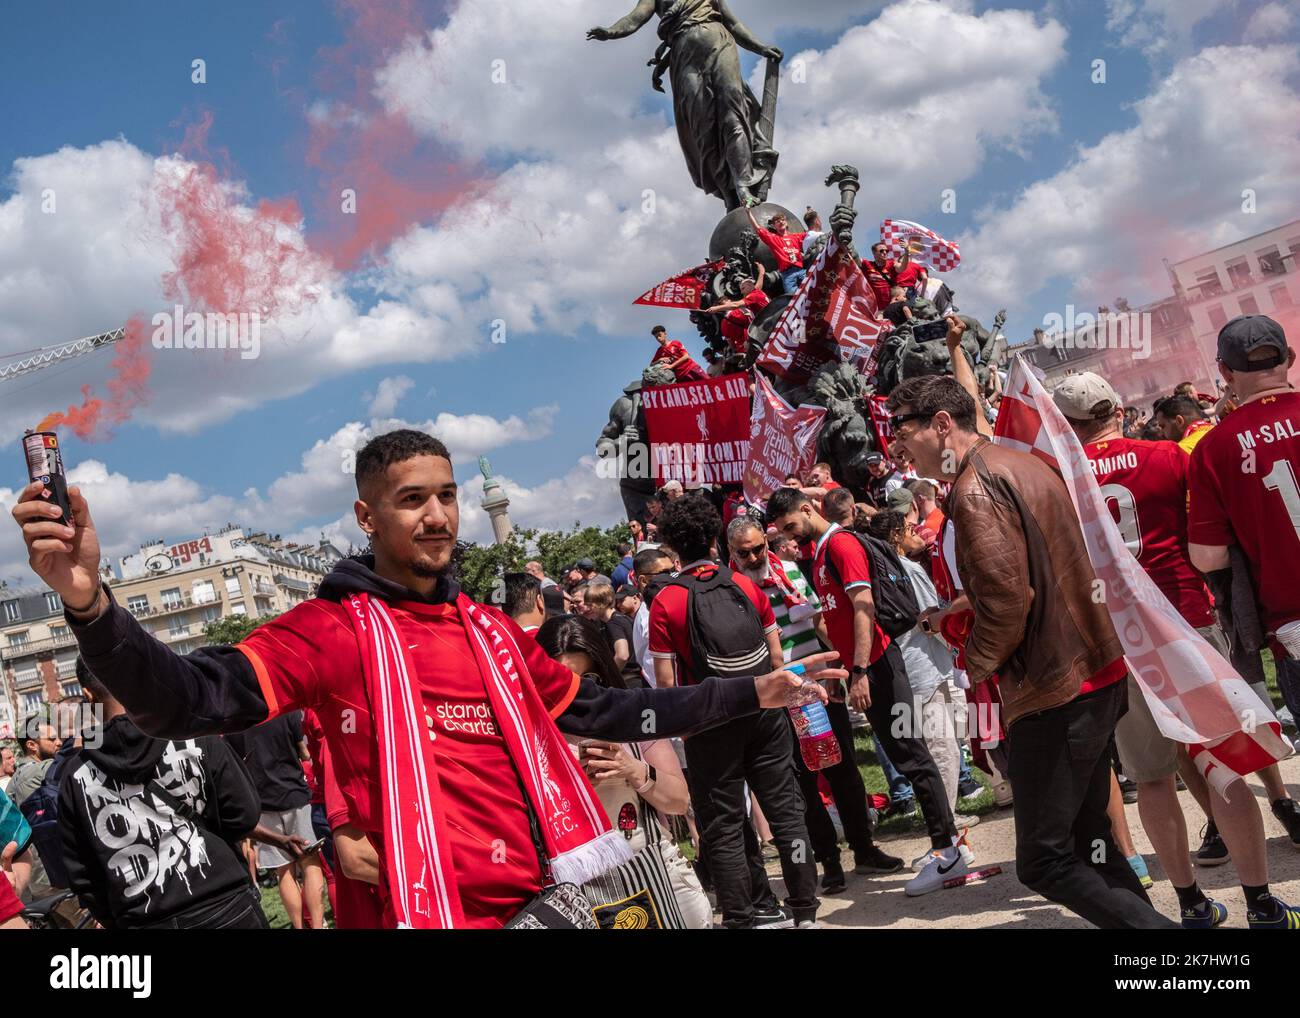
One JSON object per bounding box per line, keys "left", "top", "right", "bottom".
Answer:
{"left": 785, "top": 667, "right": 842, "bottom": 771}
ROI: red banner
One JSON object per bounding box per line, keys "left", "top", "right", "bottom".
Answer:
{"left": 742, "top": 374, "right": 827, "bottom": 508}
{"left": 757, "top": 234, "right": 888, "bottom": 385}
{"left": 633, "top": 260, "right": 723, "bottom": 310}
{"left": 867, "top": 396, "right": 894, "bottom": 454}
{"left": 642, "top": 373, "right": 753, "bottom": 486}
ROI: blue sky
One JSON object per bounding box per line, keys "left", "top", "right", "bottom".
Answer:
{"left": 1, "top": 0, "right": 1297, "bottom": 577}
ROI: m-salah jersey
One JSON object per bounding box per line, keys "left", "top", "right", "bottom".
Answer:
{"left": 1188, "top": 391, "right": 1300, "bottom": 633}
{"left": 1083, "top": 436, "right": 1215, "bottom": 628}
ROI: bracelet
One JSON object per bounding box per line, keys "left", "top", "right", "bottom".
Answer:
{"left": 64, "top": 587, "right": 102, "bottom": 616}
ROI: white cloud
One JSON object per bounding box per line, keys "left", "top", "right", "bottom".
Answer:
{"left": 376, "top": 0, "right": 1067, "bottom": 342}
{"left": 455, "top": 455, "right": 626, "bottom": 545}
{"left": 1105, "top": 0, "right": 1237, "bottom": 58}
{"left": 365, "top": 374, "right": 414, "bottom": 417}
{"left": 1243, "top": 2, "right": 1294, "bottom": 42}
{"left": 957, "top": 43, "right": 1300, "bottom": 322}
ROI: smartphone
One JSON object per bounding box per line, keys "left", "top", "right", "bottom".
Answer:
{"left": 301, "top": 836, "right": 327, "bottom": 856}
{"left": 0, "top": 796, "right": 33, "bottom": 856}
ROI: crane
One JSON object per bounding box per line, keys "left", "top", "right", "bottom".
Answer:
{"left": 0, "top": 327, "right": 127, "bottom": 384}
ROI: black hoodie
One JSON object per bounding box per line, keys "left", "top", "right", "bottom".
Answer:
{"left": 57, "top": 714, "right": 260, "bottom": 928}
{"left": 67, "top": 555, "right": 761, "bottom": 749}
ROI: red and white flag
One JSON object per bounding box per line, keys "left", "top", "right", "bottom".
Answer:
{"left": 995, "top": 356, "right": 1291, "bottom": 796}
{"left": 881, "top": 219, "right": 961, "bottom": 272}
{"left": 741, "top": 373, "right": 827, "bottom": 508}
{"left": 633, "top": 260, "right": 723, "bottom": 310}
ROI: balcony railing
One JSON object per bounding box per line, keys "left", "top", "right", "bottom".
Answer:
{"left": 1, "top": 631, "right": 80, "bottom": 661}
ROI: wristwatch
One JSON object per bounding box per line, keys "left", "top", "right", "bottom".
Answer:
{"left": 635, "top": 764, "right": 657, "bottom": 795}
{"left": 850, "top": 665, "right": 870, "bottom": 679}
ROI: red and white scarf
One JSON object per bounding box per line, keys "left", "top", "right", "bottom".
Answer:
{"left": 731, "top": 551, "right": 807, "bottom": 611}
{"left": 345, "top": 591, "right": 632, "bottom": 928}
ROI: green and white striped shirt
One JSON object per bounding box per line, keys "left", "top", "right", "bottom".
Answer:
{"left": 761, "top": 561, "right": 823, "bottom": 664}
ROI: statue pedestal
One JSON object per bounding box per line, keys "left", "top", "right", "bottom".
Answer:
{"left": 708, "top": 202, "right": 803, "bottom": 276}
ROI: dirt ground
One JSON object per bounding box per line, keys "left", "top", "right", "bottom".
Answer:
{"left": 774, "top": 753, "right": 1300, "bottom": 929}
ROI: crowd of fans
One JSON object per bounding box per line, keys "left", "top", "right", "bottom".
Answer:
{"left": 2, "top": 310, "right": 1298, "bottom": 931}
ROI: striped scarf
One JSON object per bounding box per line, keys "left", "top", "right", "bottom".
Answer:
{"left": 731, "top": 551, "right": 807, "bottom": 610}
{"left": 345, "top": 591, "right": 631, "bottom": 928}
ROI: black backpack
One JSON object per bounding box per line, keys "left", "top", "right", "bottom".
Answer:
{"left": 824, "top": 530, "right": 921, "bottom": 640}
{"left": 665, "top": 565, "right": 774, "bottom": 684}
{"left": 19, "top": 743, "right": 78, "bottom": 889}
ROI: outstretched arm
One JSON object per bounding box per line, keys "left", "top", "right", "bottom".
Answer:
{"left": 718, "top": 0, "right": 782, "bottom": 59}
{"left": 588, "top": 0, "right": 655, "bottom": 40}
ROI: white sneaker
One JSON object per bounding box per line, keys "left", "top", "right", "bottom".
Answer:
{"left": 913, "top": 840, "right": 976, "bottom": 872}
{"left": 906, "top": 846, "right": 971, "bottom": 896}
{"left": 954, "top": 813, "right": 981, "bottom": 829}
{"left": 910, "top": 849, "right": 933, "bottom": 872}
{"left": 992, "top": 780, "right": 1013, "bottom": 807}
{"left": 795, "top": 919, "right": 822, "bottom": 929}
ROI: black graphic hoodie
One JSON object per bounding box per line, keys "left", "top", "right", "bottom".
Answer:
{"left": 57, "top": 714, "right": 260, "bottom": 928}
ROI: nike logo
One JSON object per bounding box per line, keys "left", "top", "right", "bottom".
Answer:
{"left": 937, "top": 855, "right": 961, "bottom": 875}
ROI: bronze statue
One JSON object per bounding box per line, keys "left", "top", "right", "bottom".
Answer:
{"left": 588, "top": 1, "right": 782, "bottom": 210}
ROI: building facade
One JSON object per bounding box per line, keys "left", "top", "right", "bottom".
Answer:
{"left": 0, "top": 525, "right": 344, "bottom": 732}
{"left": 1167, "top": 220, "right": 1300, "bottom": 384}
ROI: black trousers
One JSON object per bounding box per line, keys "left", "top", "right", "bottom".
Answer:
{"left": 134, "top": 886, "right": 269, "bottom": 930}
{"left": 791, "top": 700, "right": 876, "bottom": 864}
{"left": 867, "top": 643, "right": 957, "bottom": 849}
{"left": 684, "top": 709, "right": 819, "bottom": 926}
{"left": 1007, "top": 680, "right": 1177, "bottom": 929}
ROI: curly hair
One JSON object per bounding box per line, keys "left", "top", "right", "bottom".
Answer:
{"left": 866, "top": 509, "right": 907, "bottom": 545}
{"left": 656, "top": 493, "right": 721, "bottom": 563}
{"left": 355, "top": 429, "right": 451, "bottom": 495}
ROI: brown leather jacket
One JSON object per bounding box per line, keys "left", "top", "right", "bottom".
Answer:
{"left": 947, "top": 438, "right": 1122, "bottom": 727}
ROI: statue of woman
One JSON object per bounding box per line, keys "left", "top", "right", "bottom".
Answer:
{"left": 588, "top": 1, "right": 782, "bottom": 210}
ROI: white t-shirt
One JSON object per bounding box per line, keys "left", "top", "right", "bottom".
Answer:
{"left": 633, "top": 601, "right": 654, "bottom": 686}
{"left": 896, "top": 556, "right": 955, "bottom": 703}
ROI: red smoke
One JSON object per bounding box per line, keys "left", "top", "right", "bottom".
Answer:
{"left": 35, "top": 316, "right": 152, "bottom": 436}
{"left": 158, "top": 110, "right": 323, "bottom": 317}
{"left": 304, "top": 0, "right": 476, "bottom": 269}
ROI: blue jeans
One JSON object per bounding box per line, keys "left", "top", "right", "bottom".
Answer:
{"left": 781, "top": 266, "right": 807, "bottom": 294}
{"left": 957, "top": 742, "right": 974, "bottom": 785}
{"left": 873, "top": 733, "right": 914, "bottom": 803}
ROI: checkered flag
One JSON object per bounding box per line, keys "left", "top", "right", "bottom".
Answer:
{"left": 880, "top": 219, "right": 961, "bottom": 272}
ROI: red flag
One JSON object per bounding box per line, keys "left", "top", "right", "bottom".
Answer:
{"left": 995, "top": 356, "right": 1291, "bottom": 795}
{"left": 641, "top": 373, "right": 752, "bottom": 486}
{"left": 633, "top": 260, "right": 723, "bottom": 310}
{"left": 742, "top": 374, "right": 827, "bottom": 508}
{"left": 823, "top": 254, "right": 889, "bottom": 373}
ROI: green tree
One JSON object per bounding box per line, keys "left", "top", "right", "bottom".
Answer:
{"left": 451, "top": 521, "right": 634, "bottom": 603}
{"left": 203, "top": 612, "right": 282, "bottom": 646}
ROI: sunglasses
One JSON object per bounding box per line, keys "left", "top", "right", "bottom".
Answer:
{"left": 888, "top": 412, "right": 932, "bottom": 430}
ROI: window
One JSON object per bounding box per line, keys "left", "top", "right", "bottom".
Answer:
{"left": 21, "top": 691, "right": 44, "bottom": 715}
{"left": 1226, "top": 257, "right": 1252, "bottom": 289}
{"left": 200, "top": 605, "right": 221, "bottom": 623}
{"left": 230, "top": 602, "right": 247, "bottom": 616}
{"left": 192, "top": 580, "right": 217, "bottom": 605}
{"left": 1258, "top": 246, "right": 1284, "bottom": 275}
{"left": 50, "top": 625, "right": 68, "bottom": 641}
{"left": 6, "top": 632, "right": 29, "bottom": 648}
{"left": 225, "top": 577, "right": 242, "bottom": 596}
{"left": 1206, "top": 304, "right": 1229, "bottom": 331}
{"left": 1195, "top": 267, "right": 1224, "bottom": 298}
{"left": 1239, "top": 294, "right": 1261, "bottom": 316}
{"left": 127, "top": 594, "right": 150, "bottom": 614}
{"left": 2, "top": 601, "right": 18, "bottom": 623}
{"left": 167, "top": 616, "right": 188, "bottom": 636}
{"left": 44, "top": 592, "right": 60, "bottom": 614}
{"left": 1272, "top": 284, "right": 1294, "bottom": 309}
{"left": 161, "top": 587, "right": 182, "bottom": 609}
{"left": 61, "top": 681, "right": 82, "bottom": 699}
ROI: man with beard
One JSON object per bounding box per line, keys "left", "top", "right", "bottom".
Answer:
{"left": 726, "top": 517, "right": 901, "bottom": 894}
{"left": 11, "top": 430, "right": 837, "bottom": 929}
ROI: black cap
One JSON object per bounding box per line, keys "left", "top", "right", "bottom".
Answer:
{"left": 576, "top": 557, "right": 596, "bottom": 572}
{"left": 614, "top": 585, "right": 638, "bottom": 601}
{"left": 1217, "top": 315, "right": 1288, "bottom": 372}
{"left": 864, "top": 452, "right": 885, "bottom": 465}
{"left": 541, "top": 587, "right": 566, "bottom": 617}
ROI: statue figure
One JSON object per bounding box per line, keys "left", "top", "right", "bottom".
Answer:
{"left": 588, "top": 1, "right": 783, "bottom": 210}
{"left": 477, "top": 456, "right": 492, "bottom": 481}
{"left": 804, "top": 361, "right": 877, "bottom": 490}
{"left": 596, "top": 364, "right": 678, "bottom": 522}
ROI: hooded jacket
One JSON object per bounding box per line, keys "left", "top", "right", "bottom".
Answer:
{"left": 57, "top": 714, "right": 260, "bottom": 928}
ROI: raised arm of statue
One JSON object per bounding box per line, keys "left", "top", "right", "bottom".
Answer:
{"left": 587, "top": 0, "right": 656, "bottom": 41}
{"left": 717, "top": 0, "right": 783, "bottom": 60}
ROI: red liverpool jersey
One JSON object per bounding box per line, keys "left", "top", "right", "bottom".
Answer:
{"left": 1084, "top": 436, "right": 1215, "bottom": 628}
{"left": 1188, "top": 391, "right": 1300, "bottom": 633}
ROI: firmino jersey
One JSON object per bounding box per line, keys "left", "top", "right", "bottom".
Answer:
{"left": 1083, "top": 436, "right": 1215, "bottom": 628}
{"left": 1188, "top": 391, "right": 1300, "bottom": 632}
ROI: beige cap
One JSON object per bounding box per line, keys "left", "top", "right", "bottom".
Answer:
{"left": 1052, "top": 371, "right": 1122, "bottom": 421}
